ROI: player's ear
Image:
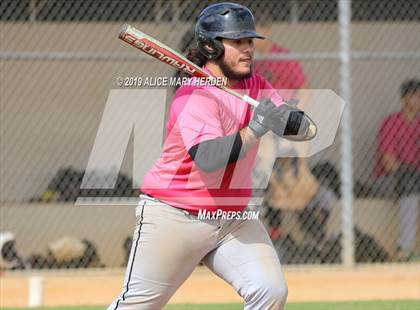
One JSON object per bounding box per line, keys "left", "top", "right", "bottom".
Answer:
{"left": 204, "top": 44, "right": 215, "bottom": 52}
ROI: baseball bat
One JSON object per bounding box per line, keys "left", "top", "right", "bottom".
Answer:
{"left": 118, "top": 24, "right": 317, "bottom": 140}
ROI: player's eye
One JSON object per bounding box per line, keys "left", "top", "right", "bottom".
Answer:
{"left": 235, "top": 39, "right": 254, "bottom": 46}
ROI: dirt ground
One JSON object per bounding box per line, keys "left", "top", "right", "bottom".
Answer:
{"left": 1, "top": 264, "right": 419, "bottom": 307}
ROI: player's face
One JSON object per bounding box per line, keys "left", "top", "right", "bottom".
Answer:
{"left": 404, "top": 91, "right": 420, "bottom": 116}
{"left": 219, "top": 38, "right": 255, "bottom": 80}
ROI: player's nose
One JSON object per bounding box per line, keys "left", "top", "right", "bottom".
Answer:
{"left": 243, "top": 39, "right": 255, "bottom": 52}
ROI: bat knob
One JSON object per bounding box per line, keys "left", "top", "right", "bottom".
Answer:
{"left": 307, "top": 123, "right": 317, "bottom": 140}
{"left": 284, "top": 116, "right": 318, "bottom": 142}
{"left": 118, "top": 24, "right": 131, "bottom": 39}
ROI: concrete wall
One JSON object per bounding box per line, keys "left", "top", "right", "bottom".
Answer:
{"left": 1, "top": 22, "right": 419, "bottom": 202}
{"left": 0, "top": 199, "right": 411, "bottom": 267}
{"left": 0, "top": 203, "right": 136, "bottom": 267}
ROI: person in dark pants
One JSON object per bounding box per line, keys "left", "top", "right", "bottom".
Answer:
{"left": 373, "top": 78, "right": 420, "bottom": 260}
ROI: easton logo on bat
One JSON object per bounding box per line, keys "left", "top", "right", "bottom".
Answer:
{"left": 123, "top": 33, "right": 196, "bottom": 75}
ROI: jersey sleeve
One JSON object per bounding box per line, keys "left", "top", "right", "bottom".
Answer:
{"left": 175, "top": 88, "right": 224, "bottom": 151}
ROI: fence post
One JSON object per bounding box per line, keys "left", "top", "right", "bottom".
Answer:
{"left": 338, "top": 0, "right": 355, "bottom": 267}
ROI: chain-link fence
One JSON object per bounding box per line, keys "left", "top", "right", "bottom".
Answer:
{"left": 1, "top": 0, "right": 419, "bottom": 270}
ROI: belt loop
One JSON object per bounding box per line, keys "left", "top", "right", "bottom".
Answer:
{"left": 140, "top": 194, "right": 158, "bottom": 202}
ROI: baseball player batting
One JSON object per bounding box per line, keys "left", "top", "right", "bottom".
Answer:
{"left": 109, "top": 3, "right": 314, "bottom": 309}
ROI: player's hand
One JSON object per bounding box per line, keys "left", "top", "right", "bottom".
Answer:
{"left": 269, "top": 103, "right": 311, "bottom": 137}
{"left": 249, "top": 99, "right": 314, "bottom": 140}
{"left": 248, "top": 99, "right": 277, "bottom": 137}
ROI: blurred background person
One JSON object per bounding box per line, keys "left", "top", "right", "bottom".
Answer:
{"left": 252, "top": 14, "right": 321, "bottom": 247}
{"left": 262, "top": 143, "right": 339, "bottom": 263}
{"left": 373, "top": 78, "right": 420, "bottom": 260}
{"left": 251, "top": 12, "right": 310, "bottom": 189}
{"left": 254, "top": 16, "right": 308, "bottom": 101}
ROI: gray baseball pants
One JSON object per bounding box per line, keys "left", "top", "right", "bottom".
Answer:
{"left": 108, "top": 195, "right": 288, "bottom": 310}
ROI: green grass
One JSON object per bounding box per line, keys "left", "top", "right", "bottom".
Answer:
{"left": 285, "top": 300, "right": 420, "bottom": 310}
{"left": 2, "top": 300, "right": 419, "bottom": 310}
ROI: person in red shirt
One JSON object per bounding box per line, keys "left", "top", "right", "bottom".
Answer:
{"left": 374, "top": 78, "right": 420, "bottom": 259}
{"left": 252, "top": 20, "right": 338, "bottom": 249}
{"left": 254, "top": 20, "right": 308, "bottom": 101}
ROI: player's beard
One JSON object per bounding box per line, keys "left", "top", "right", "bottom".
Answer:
{"left": 217, "top": 57, "right": 253, "bottom": 81}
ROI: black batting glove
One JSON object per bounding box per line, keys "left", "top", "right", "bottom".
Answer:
{"left": 248, "top": 99, "right": 277, "bottom": 138}
{"left": 249, "top": 99, "right": 312, "bottom": 139}
{"left": 269, "top": 104, "right": 310, "bottom": 137}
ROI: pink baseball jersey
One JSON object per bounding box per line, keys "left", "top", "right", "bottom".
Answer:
{"left": 141, "top": 66, "right": 284, "bottom": 213}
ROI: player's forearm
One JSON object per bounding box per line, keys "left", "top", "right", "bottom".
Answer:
{"left": 188, "top": 132, "right": 243, "bottom": 172}
{"left": 239, "top": 126, "right": 259, "bottom": 153}
{"left": 188, "top": 128, "right": 258, "bottom": 173}
{"left": 382, "top": 153, "right": 401, "bottom": 174}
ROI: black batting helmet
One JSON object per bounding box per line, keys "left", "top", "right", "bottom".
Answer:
{"left": 195, "top": 2, "right": 264, "bottom": 60}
